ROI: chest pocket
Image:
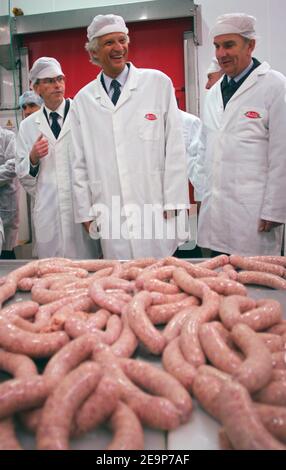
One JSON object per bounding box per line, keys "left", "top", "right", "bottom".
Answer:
{"left": 235, "top": 106, "right": 268, "bottom": 139}
{"left": 137, "top": 110, "right": 161, "bottom": 141}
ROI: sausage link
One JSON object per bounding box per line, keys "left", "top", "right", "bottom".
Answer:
{"left": 230, "top": 255, "right": 286, "bottom": 278}
{"left": 199, "top": 322, "right": 242, "bottom": 375}
{"left": 37, "top": 362, "right": 102, "bottom": 450}
{"left": 127, "top": 291, "right": 166, "bottom": 355}
{"left": 197, "top": 255, "right": 229, "bottom": 270}
{"left": 121, "top": 358, "right": 192, "bottom": 423}
{"left": 147, "top": 296, "right": 199, "bottom": 325}
{"left": 162, "top": 337, "right": 196, "bottom": 390}
{"left": 0, "top": 418, "right": 23, "bottom": 450}
{"left": 254, "top": 403, "right": 286, "bottom": 443}
{"left": 107, "top": 402, "right": 144, "bottom": 450}
{"left": 164, "top": 257, "right": 218, "bottom": 278}
{"left": 237, "top": 271, "right": 286, "bottom": 290}
{"left": 218, "top": 380, "right": 285, "bottom": 450}
{"left": 199, "top": 277, "right": 247, "bottom": 296}
{"left": 111, "top": 312, "right": 138, "bottom": 358}
{"left": 255, "top": 380, "right": 286, "bottom": 406}
{"left": 162, "top": 309, "right": 191, "bottom": 343}
{"left": 89, "top": 277, "right": 133, "bottom": 314}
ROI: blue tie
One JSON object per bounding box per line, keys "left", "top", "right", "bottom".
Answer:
{"left": 111, "top": 79, "right": 121, "bottom": 105}
{"left": 50, "top": 112, "right": 61, "bottom": 139}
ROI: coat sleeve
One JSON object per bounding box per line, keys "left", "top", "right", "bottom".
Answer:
{"left": 184, "top": 116, "right": 206, "bottom": 201}
{"left": 260, "top": 76, "right": 286, "bottom": 222}
{"left": 69, "top": 100, "right": 93, "bottom": 223}
{"left": 15, "top": 121, "right": 38, "bottom": 197}
{"left": 0, "top": 132, "right": 16, "bottom": 186}
{"left": 163, "top": 81, "right": 190, "bottom": 210}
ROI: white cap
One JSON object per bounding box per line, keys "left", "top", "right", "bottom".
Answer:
{"left": 29, "top": 57, "right": 64, "bottom": 85}
{"left": 87, "top": 14, "right": 128, "bottom": 42}
{"left": 19, "top": 91, "right": 43, "bottom": 108}
{"left": 207, "top": 58, "right": 222, "bottom": 75}
{"left": 210, "top": 13, "right": 257, "bottom": 39}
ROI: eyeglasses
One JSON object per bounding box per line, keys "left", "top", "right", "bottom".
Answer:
{"left": 40, "top": 76, "right": 65, "bottom": 85}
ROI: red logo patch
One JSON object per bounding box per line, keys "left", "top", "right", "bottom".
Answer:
{"left": 144, "top": 113, "right": 157, "bottom": 121}
{"left": 244, "top": 111, "right": 261, "bottom": 119}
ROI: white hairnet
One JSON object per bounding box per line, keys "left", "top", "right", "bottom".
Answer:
{"left": 207, "top": 58, "right": 222, "bottom": 75}
{"left": 210, "top": 13, "right": 257, "bottom": 39}
{"left": 87, "top": 14, "right": 128, "bottom": 42}
{"left": 29, "top": 57, "right": 64, "bottom": 85}
{"left": 19, "top": 91, "right": 43, "bottom": 108}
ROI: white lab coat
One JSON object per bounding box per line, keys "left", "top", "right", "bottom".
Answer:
{"left": 16, "top": 101, "right": 101, "bottom": 259}
{"left": 180, "top": 110, "right": 204, "bottom": 201}
{"left": 0, "top": 127, "right": 19, "bottom": 251}
{"left": 197, "top": 62, "right": 286, "bottom": 255}
{"left": 0, "top": 217, "right": 4, "bottom": 254}
{"left": 70, "top": 63, "right": 190, "bottom": 260}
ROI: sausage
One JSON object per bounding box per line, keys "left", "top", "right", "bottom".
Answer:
{"left": 218, "top": 380, "right": 285, "bottom": 450}
{"left": 120, "top": 357, "right": 192, "bottom": 423}
{"left": 255, "top": 380, "right": 286, "bottom": 406}
{"left": 127, "top": 291, "right": 166, "bottom": 355}
{"left": 258, "top": 333, "right": 284, "bottom": 353}
{"left": 162, "top": 337, "right": 196, "bottom": 390}
{"left": 247, "top": 256, "right": 286, "bottom": 268}
{"left": 231, "top": 323, "right": 273, "bottom": 393}
{"left": 254, "top": 403, "right": 286, "bottom": 443}
{"left": 92, "top": 343, "right": 181, "bottom": 430}
{"left": 222, "top": 264, "right": 238, "bottom": 281}
{"left": 89, "top": 277, "right": 133, "bottom": 314}
{"left": 0, "top": 317, "right": 69, "bottom": 357}
{"left": 192, "top": 366, "right": 230, "bottom": 420}
{"left": 230, "top": 255, "right": 286, "bottom": 278}
{"left": 236, "top": 271, "right": 286, "bottom": 290}
{"left": 37, "top": 361, "right": 102, "bottom": 450}
{"left": 272, "top": 351, "right": 286, "bottom": 369}
{"left": 0, "top": 418, "right": 23, "bottom": 450}
{"left": 197, "top": 255, "right": 229, "bottom": 270}
{"left": 107, "top": 402, "right": 144, "bottom": 450}
{"left": 147, "top": 296, "right": 199, "bottom": 325}
{"left": 198, "top": 277, "right": 247, "bottom": 296}
{"left": 164, "top": 257, "right": 218, "bottom": 278}
{"left": 268, "top": 321, "right": 286, "bottom": 336}
{"left": 111, "top": 312, "right": 138, "bottom": 358}
{"left": 218, "top": 428, "right": 234, "bottom": 450}
{"left": 173, "top": 268, "right": 220, "bottom": 321}
{"left": 43, "top": 334, "right": 100, "bottom": 386}
{"left": 219, "top": 296, "right": 281, "bottom": 331}
{"left": 73, "top": 374, "right": 119, "bottom": 436}
{"left": 0, "top": 375, "right": 52, "bottom": 419}
{"left": 136, "top": 266, "right": 180, "bottom": 294}
{"left": 179, "top": 310, "right": 206, "bottom": 368}
{"left": 0, "top": 300, "right": 39, "bottom": 320}
{"left": 0, "top": 349, "right": 38, "bottom": 378}
{"left": 150, "top": 292, "right": 188, "bottom": 305}
{"left": 162, "top": 309, "right": 191, "bottom": 343}
{"left": 199, "top": 322, "right": 242, "bottom": 375}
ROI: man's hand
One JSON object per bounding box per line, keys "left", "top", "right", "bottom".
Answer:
{"left": 82, "top": 221, "right": 92, "bottom": 233}
{"left": 258, "top": 219, "right": 283, "bottom": 232}
{"left": 29, "top": 134, "right": 49, "bottom": 165}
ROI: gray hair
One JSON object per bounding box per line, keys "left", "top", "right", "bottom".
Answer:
{"left": 85, "top": 34, "right": 130, "bottom": 66}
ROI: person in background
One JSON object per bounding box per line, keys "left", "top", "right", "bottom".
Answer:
{"left": 19, "top": 91, "right": 43, "bottom": 119}
{"left": 0, "top": 126, "right": 19, "bottom": 259}
{"left": 205, "top": 57, "right": 223, "bottom": 90}
{"left": 70, "top": 14, "right": 190, "bottom": 260}
{"left": 197, "top": 13, "right": 286, "bottom": 256}
{"left": 16, "top": 57, "right": 101, "bottom": 259}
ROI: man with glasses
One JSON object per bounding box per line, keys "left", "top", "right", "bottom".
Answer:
{"left": 16, "top": 56, "right": 100, "bottom": 259}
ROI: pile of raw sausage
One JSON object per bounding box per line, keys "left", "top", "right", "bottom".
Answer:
{"left": 0, "top": 254, "right": 285, "bottom": 450}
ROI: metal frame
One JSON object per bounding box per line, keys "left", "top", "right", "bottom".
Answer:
{"left": 14, "top": 0, "right": 195, "bottom": 35}
{"left": 184, "top": 30, "right": 200, "bottom": 116}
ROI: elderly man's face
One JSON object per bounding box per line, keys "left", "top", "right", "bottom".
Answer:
{"left": 93, "top": 32, "right": 128, "bottom": 78}
{"left": 22, "top": 103, "right": 41, "bottom": 118}
{"left": 214, "top": 33, "right": 255, "bottom": 78}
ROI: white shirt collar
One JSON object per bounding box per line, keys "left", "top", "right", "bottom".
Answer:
{"left": 103, "top": 65, "right": 129, "bottom": 94}
{"left": 227, "top": 59, "right": 254, "bottom": 83}
{"left": 44, "top": 99, "right": 66, "bottom": 119}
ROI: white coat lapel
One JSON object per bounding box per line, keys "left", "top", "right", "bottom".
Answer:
{"left": 95, "top": 75, "right": 114, "bottom": 111}
{"left": 114, "top": 63, "right": 139, "bottom": 111}
{"left": 226, "top": 62, "right": 269, "bottom": 104}
{"left": 37, "top": 110, "right": 56, "bottom": 142}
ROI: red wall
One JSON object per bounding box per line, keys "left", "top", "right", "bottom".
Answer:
{"left": 23, "top": 17, "right": 192, "bottom": 108}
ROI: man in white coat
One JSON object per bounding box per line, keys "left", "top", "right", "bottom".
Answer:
{"left": 197, "top": 13, "right": 286, "bottom": 256}
{"left": 0, "top": 127, "right": 19, "bottom": 259}
{"left": 205, "top": 58, "right": 223, "bottom": 90}
{"left": 70, "top": 14, "right": 190, "bottom": 259}
{"left": 16, "top": 57, "right": 100, "bottom": 259}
